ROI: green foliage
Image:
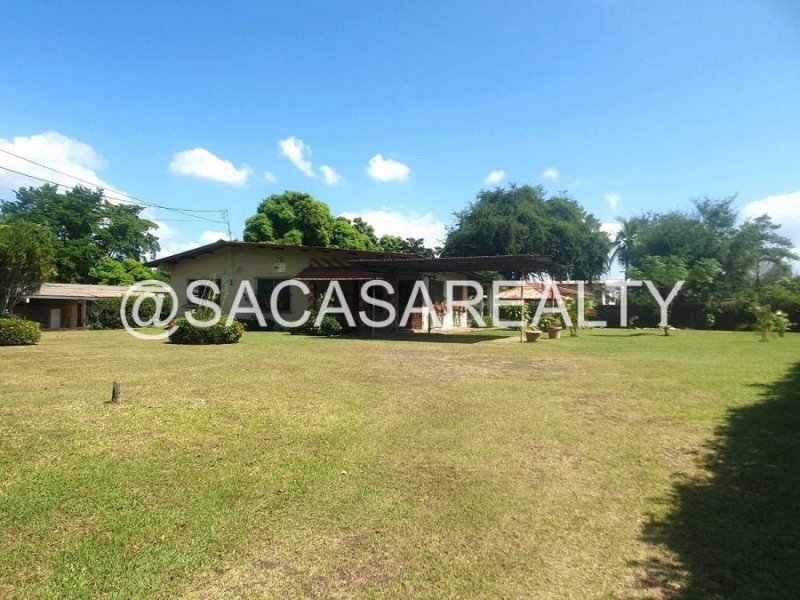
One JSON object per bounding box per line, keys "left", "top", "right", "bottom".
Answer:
{"left": 442, "top": 185, "right": 609, "bottom": 279}
{"left": 564, "top": 296, "right": 597, "bottom": 336}
{"left": 0, "top": 317, "right": 42, "bottom": 345}
{"left": 290, "top": 311, "right": 343, "bottom": 337}
{"left": 377, "top": 235, "right": 439, "bottom": 257}
{"left": 538, "top": 314, "right": 563, "bottom": 330}
{"left": 243, "top": 191, "right": 375, "bottom": 249}
{"left": 319, "top": 315, "right": 343, "bottom": 337}
{"left": 169, "top": 314, "right": 244, "bottom": 345}
{"left": 622, "top": 198, "right": 797, "bottom": 329}
{"left": 88, "top": 257, "right": 168, "bottom": 285}
{"left": 0, "top": 184, "right": 160, "bottom": 283}
{"left": 91, "top": 295, "right": 173, "bottom": 329}
{"left": 750, "top": 305, "right": 792, "bottom": 341}
{"left": 0, "top": 221, "right": 56, "bottom": 314}
{"left": 242, "top": 191, "right": 439, "bottom": 254}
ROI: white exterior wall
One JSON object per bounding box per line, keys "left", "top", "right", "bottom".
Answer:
{"left": 164, "top": 246, "right": 315, "bottom": 324}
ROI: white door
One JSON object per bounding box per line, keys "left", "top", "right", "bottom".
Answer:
{"left": 49, "top": 308, "right": 61, "bottom": 329}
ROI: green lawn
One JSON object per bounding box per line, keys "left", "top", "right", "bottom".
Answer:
{"left": 1, "top": 328, "right": 798, "bottom": 599}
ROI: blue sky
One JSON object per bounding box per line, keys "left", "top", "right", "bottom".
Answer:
{"left": 1, "top": 1, "right": 799, "bottom": 258}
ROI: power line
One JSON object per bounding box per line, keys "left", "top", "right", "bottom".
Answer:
{"left": 0, "top": 147, "right": 224, "bottom": 210}
{"left": 0, "top": 162, "right": 226, "bottom": 224}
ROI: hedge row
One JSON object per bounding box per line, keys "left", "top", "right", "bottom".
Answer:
{"left": 168, "top": 315, "right": 244, "bottom": 345}
{"left": 90, "top": 296, "right": 174, "bottom": 330}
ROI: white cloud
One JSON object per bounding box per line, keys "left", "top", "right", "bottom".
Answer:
{"left": 153, "top": 223, "right": 230, "bottom": 258}
{"left": 743, "top": 190, "right": 800, "bottom": 253}
{"left": 319, "top": 165, "right": 342, "bottom": 185}
{"left": 201, "top": 230, "right": 230, "bottom": 243}
{"left": 0, "top": 131, "right": 121, "bottom": 194}
{"left": 541, "top": 167, "right": 559, "bottom": 181}
{"left": 340, "top": 208, "right": 445, "bottom": 247}
{"left": 279, "top": 136, "right": 315, "bottom": 178}
{"left": 169, "top": 147, "right": 249, "bottom": 186}
{"left": 366, "top": 154, "right": 411, "bottom": 183}
{"left": 605, "top": 193, "right": 621, "bottom": 212}
{"left": 484, "top": 169, "right": 506, "bottom": 186}
{"left": 264, "top": 171, "right": 277, "bottom": 183}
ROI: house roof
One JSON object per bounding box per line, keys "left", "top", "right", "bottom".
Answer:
{"left": 146, "top": 240, "right": 416, "bottom": 267}
{"left": 496, "top": 283, "right": 581, "bottom": 300}
{"left": 295, "top": 266, "right": 388, "bottom": 281}
{"left": 28, "top": 283, "right": 167, "bottom": 301}
{"left": 349, "top": 254, "right": 552, "bottom": 274}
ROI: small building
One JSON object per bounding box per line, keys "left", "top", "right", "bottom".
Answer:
{"left": 15, "top": 283, "right": 143, "bottom": 329}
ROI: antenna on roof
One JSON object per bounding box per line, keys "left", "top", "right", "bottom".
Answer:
{"left": 221, "top": 210, "right": 232, "bottom": 240}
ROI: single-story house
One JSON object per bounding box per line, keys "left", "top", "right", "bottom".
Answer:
{"left": 14, "top": 283, "right": 154, "bottom": 329}
{"left": 147, "top": 240, "right": 550, "bottom": 332}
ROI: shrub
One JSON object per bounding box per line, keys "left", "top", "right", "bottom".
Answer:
{"left": 0, "top": 317, "right": 42, "bottom": 346}
{"left": 319, "top": 315, "right": 342, "bottom": 337}
{"left": 751, "top": 304, "right": 793, "bottom": 341}
{"left": 289, "top": 312, "right": 343, "bottom": 337}
{"left": 91, "top": 295, "right": 173, "bottom": 329}
{"left": 168, "top": 314, "right": 244, "bottom": 345}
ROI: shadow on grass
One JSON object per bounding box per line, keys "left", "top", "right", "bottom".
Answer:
{"left": 638, "top": 362, "right": 800, "bottom": 599}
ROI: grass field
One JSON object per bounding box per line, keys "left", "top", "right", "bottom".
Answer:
{"left": 1, "top": 328, "right": 798, "bottom": 599}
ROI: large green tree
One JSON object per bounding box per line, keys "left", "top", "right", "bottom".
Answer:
{"left": 0, "top": 222, "right": 56, "bottom": 314}
{"left": 243, "top": 191, "right": 380, "bottom": 250}
{"left": 87, "top": 257, "right": 168, "bottom": 286}
{"left": 378, "top": 235, "right": 439, "bottom": 258}
{"left": 0, "top": 185, "right": 160, "bottom": 283}
{"left": 442, "top": 185, "right": 609, "bottom": 278}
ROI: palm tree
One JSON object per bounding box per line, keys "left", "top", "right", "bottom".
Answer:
{"left": 609, "top": 217, "right": 642, "bottom": 280}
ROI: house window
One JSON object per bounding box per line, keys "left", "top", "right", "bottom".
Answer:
{"left": 187, "top": 279, "right": 221, "bottom": 306}
{"left": 256, "top": 278, "right": 291, "bottom": 312}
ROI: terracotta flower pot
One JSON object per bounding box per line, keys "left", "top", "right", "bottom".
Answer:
{"left": 525, "top": 330, "right": 541, "bottom": 342}
{"left": 547, "top": 327, "right": 562, "bottom": 340}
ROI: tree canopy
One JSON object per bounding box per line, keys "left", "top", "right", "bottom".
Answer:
{"left": 243, "top": 191, "right": 442, "bottom": 255}
{"left": 617, "top": 197, "right": 797, "bottom": 328}
{"left": 244, "top": 191, "right": 377, "bottom": 249}
{"left": 0, "top": 185, "right": 160, "bottom": 283}
{"left": 0, "top": 221, "right": 56, "bottom": 314}
{"left": 442, "top": 185, "right": 610, "bottom": 279}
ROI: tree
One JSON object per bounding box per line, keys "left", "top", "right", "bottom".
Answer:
{"left": 243, "top": 191, "right": 334, "bottom": 246}
{"left": 0, "top": 184, "right": 161, "bottom": 283}
{"left": 0, "top": 222, "right": 56, "bottom": 314}
{"left": 88, "top": 257, "right": 168, "bottom": 285}
{"left": 95, "top": 203, "right": 159, "bottom": 260}
{"left": 243, "top": 191, "right": 379, "bottom": 250}
{"left": 442, "top": 185, "right": 609, "bottom": 278}
{"left": 610, "top": 217, "right": 644, "bottom": 279}
{"left": 377, "top": 235, "right": 439, "bottom": 257}
{"left": 331, "top": 217, "right": 375, "bottom": 250}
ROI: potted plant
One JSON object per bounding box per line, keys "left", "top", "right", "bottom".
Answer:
{"left": 525, "top": 328, "right": 542, "bottom": 342}
{"left": 539, "top": 315, "right": 563, "bottom": 339}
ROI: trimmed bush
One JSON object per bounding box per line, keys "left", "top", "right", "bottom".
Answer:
{"left": 168, "top": 315, "right": 244, "bottom": 345}
{"left": 0, "top": 317, "right": 42, "bottom": 346}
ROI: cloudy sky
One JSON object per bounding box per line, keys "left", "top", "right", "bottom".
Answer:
{"left": 1, "top": 2, "right": 799, "bottom": 260}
